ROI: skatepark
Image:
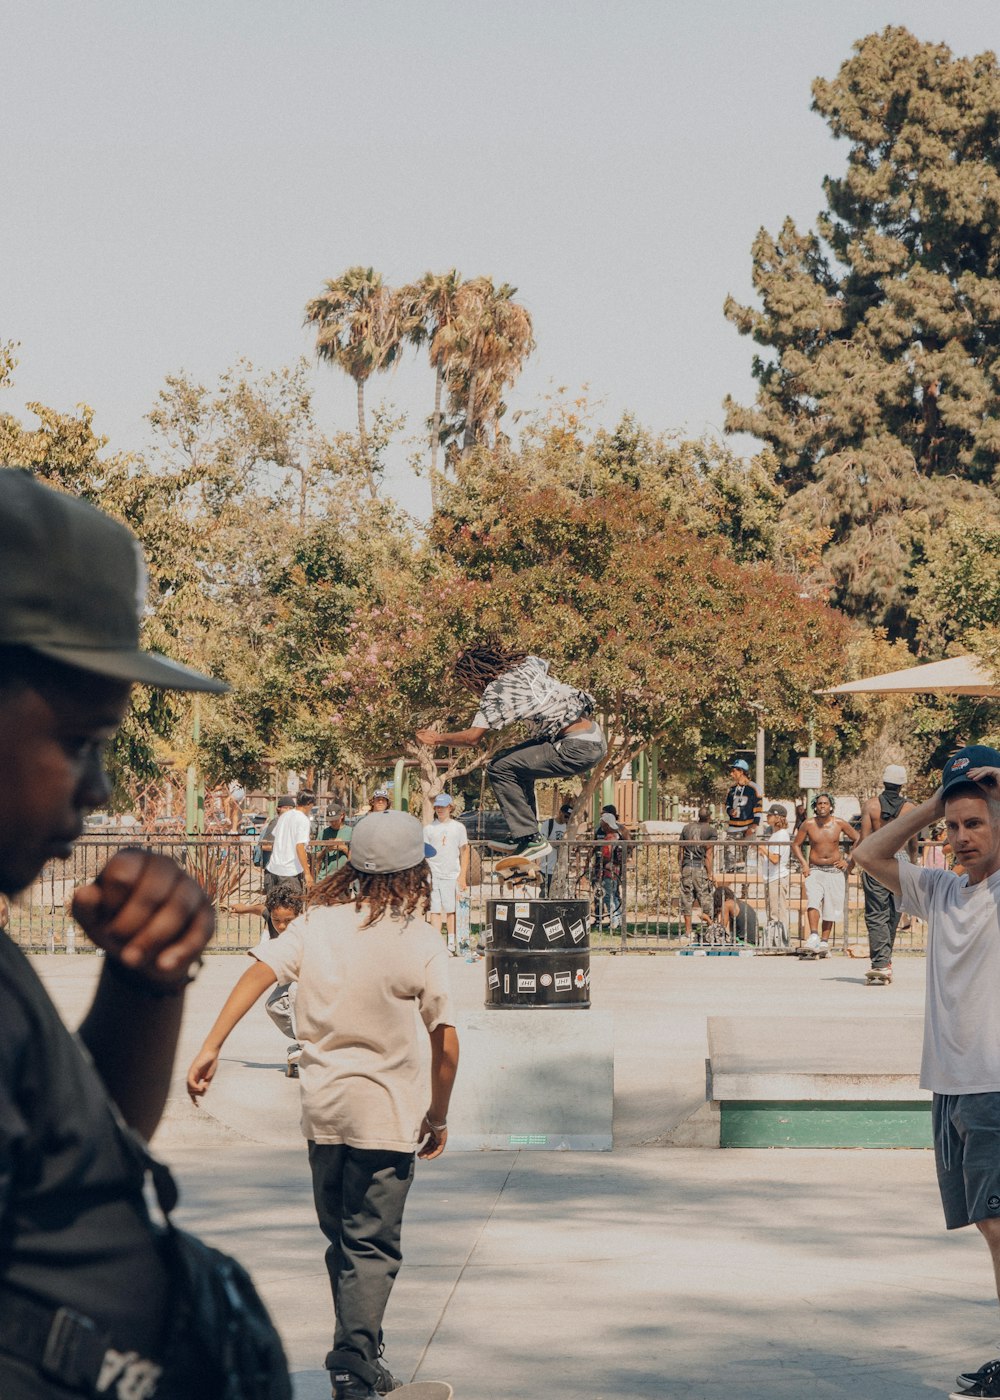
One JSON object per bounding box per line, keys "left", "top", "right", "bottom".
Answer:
{"left": 38, "top": 948, "right": 988, "bottom": 1400}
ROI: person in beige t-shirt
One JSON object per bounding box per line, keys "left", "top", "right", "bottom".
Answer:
{"left": 187, "top": 811, "right": 459, "bottom": 1400}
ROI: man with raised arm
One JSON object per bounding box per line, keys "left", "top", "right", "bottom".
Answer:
{"left": 853, "top": 745, "right": 1000, "bottom": 1400}
{"left": 0, "top": 470, "right": 237, "bottom": 1400}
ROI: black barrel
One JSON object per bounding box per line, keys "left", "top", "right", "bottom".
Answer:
{"left": 482, "top": 897, "right": 591, "bottom": 1009}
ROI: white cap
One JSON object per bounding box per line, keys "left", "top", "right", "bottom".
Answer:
{"left": 882, "top": 764, "right": 907, "bottom": 786}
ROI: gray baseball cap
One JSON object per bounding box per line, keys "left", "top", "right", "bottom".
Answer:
{"left": 0, "top": 469, "right": 227, "bottom": 693}
{"left": 349, "top": 810, "right": 436, "bottom": 874}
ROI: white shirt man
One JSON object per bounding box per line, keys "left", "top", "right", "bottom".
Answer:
{"left": 423, "top": 795, "right": 470, "bottom": 953}
{"left": 853, "top": 744, "right": 1000, "bottom": 1400}
{"left": 266, "top": 792, "right": 315, "bottom": 888}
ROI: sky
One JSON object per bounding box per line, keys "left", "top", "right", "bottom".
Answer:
{"left": 4, "top": 1, "right": 1000, "bottom": 518}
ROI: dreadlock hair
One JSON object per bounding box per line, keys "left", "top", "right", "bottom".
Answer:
{"left": 453, "top": 645, "right": 529, "bottom": 696}
{"left": 308, "top": 861, "right": 431, "bottom": 928}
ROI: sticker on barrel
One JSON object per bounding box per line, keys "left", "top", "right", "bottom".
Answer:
{"left": 554, "top": 971, "right": 573, "bottom": 991}
{"left": 512, "top": 921, "right": 533, "bottom": 942}
{"left": 543, "top": 917, "right": 565, "bottom": 942}
{"left": 569, "top": 919, "right": 586, "bottom": 943}
{"left": 517, "top": 973, "right": 536, "bottom": 993}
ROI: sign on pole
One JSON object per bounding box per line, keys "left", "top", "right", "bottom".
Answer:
{"left": 798, "top": 757, "right": 823, "bottom": 789}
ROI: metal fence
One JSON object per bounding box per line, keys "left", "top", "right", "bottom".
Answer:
{"left": 6, "top": 834, "right": 940, "bottom": 956}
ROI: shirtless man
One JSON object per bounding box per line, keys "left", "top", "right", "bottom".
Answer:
{"left": 791, "top": 792, "right": 859, "bottom": 954}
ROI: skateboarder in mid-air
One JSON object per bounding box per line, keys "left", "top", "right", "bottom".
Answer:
{"left": 416, "top": 646, "right": 607, "bottom": 862}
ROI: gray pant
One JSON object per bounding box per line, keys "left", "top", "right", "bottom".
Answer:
{"left": 862, "top": 870, "right": 900, "bottom": 970}
{"left": 488, "top": 726, "right": 607, "bottom": 839}
{"left": 309, "top": 1142, "right": 415, "bottom": 1387}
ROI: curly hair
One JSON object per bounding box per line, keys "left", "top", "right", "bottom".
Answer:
{"left": 453, "top": 644, "right": 528, "bottom": 695}
{"left": 308, "top": 862, "right": 431, "bottom": 927}
{"left": 266, "top": 884, "right": 305, "bottom": 917}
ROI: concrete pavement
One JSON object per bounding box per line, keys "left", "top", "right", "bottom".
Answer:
{"left": 35, "top": 949, "right": 995, "bottom": 1399}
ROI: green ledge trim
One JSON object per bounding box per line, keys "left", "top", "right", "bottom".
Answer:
{"left": 720, "top": 1100, "right": 931, "bottom": 1149}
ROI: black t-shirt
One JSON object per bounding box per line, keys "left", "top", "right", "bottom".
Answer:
{"left": 0, "top": 932, "right": 170, "bottom": 1370}
{"left": 679, "top": 822, "right": 717, "bottom": 866}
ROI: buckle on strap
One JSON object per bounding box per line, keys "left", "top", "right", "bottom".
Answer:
{"left": 41, "top": 1306, "right": 106, "bottom": 1390}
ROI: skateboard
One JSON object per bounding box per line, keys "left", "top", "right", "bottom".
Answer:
{"left": 797, "top": 947, "right": 829, "bottom": 959}
{"left": 390, "top": 1385, "right": 453, "bottom": 1399}
{"left": 494, "top": 854, "right": 543, "bottom": 889}
{"left": 865, "top": 967, "right": 893, "bottom": 985}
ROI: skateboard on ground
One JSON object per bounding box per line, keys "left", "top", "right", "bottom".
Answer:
{"left": 796, "top": 946, "right": 829, "bottom": 959}
{"left": 389, "top": 1385, "right": 453, "bottom": 1399}
{"left": 494, "top": 854, "right": 543, "bottom": 889}
{"left": 865, "top": 967, "right": 893, "bottom": 985}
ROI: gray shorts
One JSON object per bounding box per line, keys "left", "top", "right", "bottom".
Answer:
{"left": 933, "top": 1092, "right": 1000, "bottom": 1229}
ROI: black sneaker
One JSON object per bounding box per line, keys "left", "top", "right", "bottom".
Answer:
{"left": 373, "top": 1356, "right": 401, "bottom": 1393}
{"left": 330, "top": 1370, "right": 378, "bottom": 1400}
{"left": 511, "top": 835, "right": 552, "bottom": 861}
{"left": 954, "top": 1359, "right": 1000, "bottom": 1396}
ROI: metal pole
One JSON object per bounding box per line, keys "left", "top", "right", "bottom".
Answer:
{"left": 807, "top": 717, "right": 817, "bottom": 814}
{"left": 756, "top": 721, "right": 765, "bottom": 798}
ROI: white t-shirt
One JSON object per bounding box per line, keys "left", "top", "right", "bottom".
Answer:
{"left": 898, "top": 861, "right": 1000, "bottom": 1094}
{"left": 758, "top": 829, "right": 790, "bottom": 882}
{"left": 254, "top": 903, "right": 454, "bottom": 1151}
{"left": 422, "top": 817, "right": 469, "bottom": 882}
{"left": 266, "top": 808, "right": 311, "bottom": 877}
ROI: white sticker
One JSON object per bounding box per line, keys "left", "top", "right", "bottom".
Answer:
{"left": 482, "top": 924, "right": 494, "bottom": 943}
{"left": 569, "top": 920, "right": 585, "bottom": 943}
{"left": 554, "top": 971, "right": 573, "bottom": 991}
{"left": 513, "top": 921, "right": 533, "bottom": 942}
{"left": 574, "top": 969, "right": 586, "bottom": 988}
{"left": 488, "top": 969, "right": 500, "bottom": 989}
{"left": 543, "top": 918, "right": 565, "bottom": 942}
{"left": 504, "top": 974, "right": 510, "bottom": 995}
{"left": 514, "top": 902, "right": 530, "bottom": 919}
{"left": 495, "top": 904, "right": 509, "bottom": 920}
{"left": 540, "top": 972, "right": 553, "bottom": 987}
{"left": 517, "top": 974, "right": 537, "bottom": 993}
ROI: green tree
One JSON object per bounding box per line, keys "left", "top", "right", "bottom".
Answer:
{"left": 304, "top": 267, "right": 405, "bottom": 494}
{"left": 725, "top": 26, "right": 1000, "bottom": 637}
{"left": 435, "top": 277, "right": 534, "bottom": 457}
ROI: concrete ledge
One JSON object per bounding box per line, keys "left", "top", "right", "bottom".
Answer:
{"left": 448, "top": 1009, "right": 614, "bottom": 1151}
{"left": 707, "top": 1016, "right": 930, "bottom": 1148}
{"left": 707, "top": 1015, "right": 928, "bottom": 1101}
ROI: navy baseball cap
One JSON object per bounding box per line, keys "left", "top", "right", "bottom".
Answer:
{"left": 941, "top": 745, "right": 1000, "bottom": 798}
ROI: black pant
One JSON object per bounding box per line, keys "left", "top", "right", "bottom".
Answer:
{"left": 862, "top": 870, "right": 900, "bottom": 969}
{"left": 488, "top": 730, "right": 607, "bottom": 840}
{"left": 308, "top": 1142, "right": 415, "bottom": 1385}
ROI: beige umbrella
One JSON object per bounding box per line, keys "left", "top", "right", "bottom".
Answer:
{"left": 818, "top": 654, "right": 998, "bottom": 697}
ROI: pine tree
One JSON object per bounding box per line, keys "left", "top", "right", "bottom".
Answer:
{"left": 725, "top": 27, "right": 1000, "bottom": 638}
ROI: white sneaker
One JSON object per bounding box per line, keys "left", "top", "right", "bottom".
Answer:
{"left": 804, "top": 932, "right": 821, "bottom": 951}
{"left": 817, "top": 940, "right": 830, "bottom": 955}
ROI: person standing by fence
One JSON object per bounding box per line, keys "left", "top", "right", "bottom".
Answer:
{"left": 679, "top": 805, "right": 717, "bottom": 941}
{"left": 859, "top": 765, "right": 917, "bottom": 983}
{"left": 265, "top": 789, "right": 315, "bottom": 894}
{"left": 758, "top": 804, "right": 792, "bottom": 944}
{"left": 591, "top": 813, "right": 624, "bottom": 931}
{"left": 723, "top": 759, "right": 762, "bottom": 871}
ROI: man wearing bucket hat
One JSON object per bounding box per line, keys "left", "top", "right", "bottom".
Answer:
{"left": 0, "top": 470, "right": 257, "bottom": 1397}
{"left": 854, "top": 745, "right": 1000, "bottom": 1399}
{"left": 188, "top": 809, "right": 459, "bottom": 1400}
{"left": 857, "top": 764, "right": 918, "bottom": 984}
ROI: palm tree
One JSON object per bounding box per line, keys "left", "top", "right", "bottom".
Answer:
{"left": 304, "top": 267, "right": 404, "bottom": 496}
{"left": 442, "top": 278, "right": 535, "bottom": 457}
{"left": 397, "top": 269, "right": 465, "bottom": 508}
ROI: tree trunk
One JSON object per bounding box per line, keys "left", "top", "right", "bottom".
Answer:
{"left": 462, "top": 358, "right": 479, "bottom": 458}
{"left": 429, "top": 365, "right": 443, "bottom": 512}
{"left": 356, "top": 378, "right": 378, "bottom": 499}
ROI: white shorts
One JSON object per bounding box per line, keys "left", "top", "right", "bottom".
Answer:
{"left": 805, "top": 866, "right": 845, "bottom": 923}
{"left": 430, "top": 878, "right": 458, "bottom": 914}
